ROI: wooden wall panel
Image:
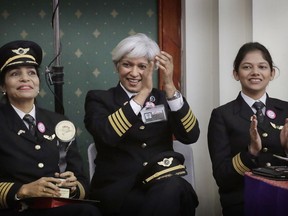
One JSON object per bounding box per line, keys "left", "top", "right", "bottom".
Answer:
{"left": 158, "top": 0, "right": 181, "bottom": 90}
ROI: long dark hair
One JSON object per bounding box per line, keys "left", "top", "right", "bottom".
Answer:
{"left": 233, "top": 42, "right": 274, "bottom": 73}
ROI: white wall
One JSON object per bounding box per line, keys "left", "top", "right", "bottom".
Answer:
{"left": 183, "top": 0, "right": 288, "bottom": 216}
{"left": 219, "top": 0, "right": 252, "bottom": 104}
{"left": 253, "top": 0, "right": 288, "bottom": 100}
{"left": 183, "top": 0, "right": 221, "bottom": 215}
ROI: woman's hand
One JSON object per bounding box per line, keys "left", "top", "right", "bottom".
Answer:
{"left": 155, "top": 51, "right": 176, "bottom": 97}
{"left": 16, "top": 177, "right": 62, "bottom": 199}
{"left": 280, "top": 118, "right": 288, "bottom": 151}
{"left": 55, "top": 171, "right": 78, "bottom": 194}
{"left": 133, "top": 60, "right": 154, "bottom": 106}
{"left": 249, "top": 115, "right": 262, "bottom": 156}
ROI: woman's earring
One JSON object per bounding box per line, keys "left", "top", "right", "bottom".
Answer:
{"left": 2, "top": 91, "right": 6, "bottom": 95}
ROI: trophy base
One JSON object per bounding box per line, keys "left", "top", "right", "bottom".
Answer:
{"left": 59, "top": 188, "right": 70, "bottom": 198}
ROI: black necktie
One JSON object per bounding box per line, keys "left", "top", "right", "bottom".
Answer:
{"left": 253, "top": 101, "right": 265, "bottom": 123}
{"left": 23, "top": 114, "right": 36, "bottom": 136}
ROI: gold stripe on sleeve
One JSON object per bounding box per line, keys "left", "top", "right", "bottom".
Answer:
{"left": 232, "top": 153, "right": 250, "bottom": 176}
{"left": 181, "top": 109, "right": 192, "bottom": 123}
{"left": 181, "top": 109, "right": 197, "bottom": 133}
{"left": 182, "top": 110, "right": 192, "bottom": 127}
{"left": 115, "top": 110, "right": 129, "bottom": 131}
{"left": 111, "top": 113, "right": 126, "bottom": 134}
{"left": 108, "top": 115, "right": 123, "bottom": 137}
{"left": 184, "top": 114, "right": 196, "bottom": 132}
{"left": 118, "top": 108, "right": 132, "bottom": 127}
{"left": 108, "top": 108, "right": 132, "bottom": 137}
{"left": 0, "top": 182, "right": 13, "bottom": 209}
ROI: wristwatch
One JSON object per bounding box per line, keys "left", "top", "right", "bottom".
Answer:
{"left": 167, "top": 90, "right": 181, "bottom": 101}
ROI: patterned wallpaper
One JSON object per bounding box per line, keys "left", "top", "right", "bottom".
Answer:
{"left": 0, "top": 0, "right": 158, "bottom": 173}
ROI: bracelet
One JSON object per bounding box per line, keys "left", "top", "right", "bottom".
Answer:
{"left": 167, "top": 90, "right": 181, "bottom": 101}
{"left": 132, "top": 99, "right": 143, "bottom": 108}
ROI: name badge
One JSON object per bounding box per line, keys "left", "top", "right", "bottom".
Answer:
{"left": 140, "top": 104, "right": 167, "bottom": 124}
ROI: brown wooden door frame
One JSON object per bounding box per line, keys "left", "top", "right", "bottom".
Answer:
{"left": 158, "top": 0, "right": 182, "bottom": 90}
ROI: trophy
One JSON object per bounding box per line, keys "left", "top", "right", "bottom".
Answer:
{"left": 55, "top": 120, "right": 76, "bottom": 198}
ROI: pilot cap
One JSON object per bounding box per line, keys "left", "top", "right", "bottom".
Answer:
{"left": 0, "top": 40, "right": 42, "bottom": 73}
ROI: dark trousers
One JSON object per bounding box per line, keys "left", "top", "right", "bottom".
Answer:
{"left": 0, "top": 203, "right": 102, "bottom": 216}
{"left": 222, "top": 204, "right": 244, "bottom": 216}
{"left": 118, "top": 176, "right": 198, "bottom": 216}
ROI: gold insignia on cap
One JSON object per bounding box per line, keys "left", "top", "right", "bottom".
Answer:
{"left": 12, "top": 47, "right": 30, "bottom": 55}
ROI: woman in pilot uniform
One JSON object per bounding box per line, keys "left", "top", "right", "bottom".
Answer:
{"left": 208, "top": 42, "right": 288, "bottom": 216}
{"left": 0, "top": 40, "right": 101, "bottom": 216}
{"left": 84, "top": 33, "right": 200, "bottom": 216}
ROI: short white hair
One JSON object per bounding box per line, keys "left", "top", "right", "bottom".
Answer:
{"left": 112, "top": 33, "right": 160, "bottom": 65}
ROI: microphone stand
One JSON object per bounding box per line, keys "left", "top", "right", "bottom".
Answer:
{"left": 52, "top": 0, "right": 64, "bottom": 114}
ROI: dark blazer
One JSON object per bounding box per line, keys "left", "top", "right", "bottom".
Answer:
{"left": 208, "top": 92, "right": 288, "bottom": 213}
{"left": 84, "top": 83, "right": 200, "bottom": 213}
{"left": 0, "top": 103, "right": 88, "bottom": 210}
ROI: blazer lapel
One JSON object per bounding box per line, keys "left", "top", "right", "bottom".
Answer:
{"left": 255, "top": 95, "right": 282, "bottom": 132}
{"left": 234, "top": 94, "right": 282, "bottom": 132}
{"left": 114, "top": 83, "right": 131, "bottom": 107}
{"left": 2, "top": 104, "right": 36, "bottom": 142}
{"left": 234, "top": 94, "right": 254, "bottom": 122}
{"left": 264, "top": 96, "right": 286, "bottom": 131}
